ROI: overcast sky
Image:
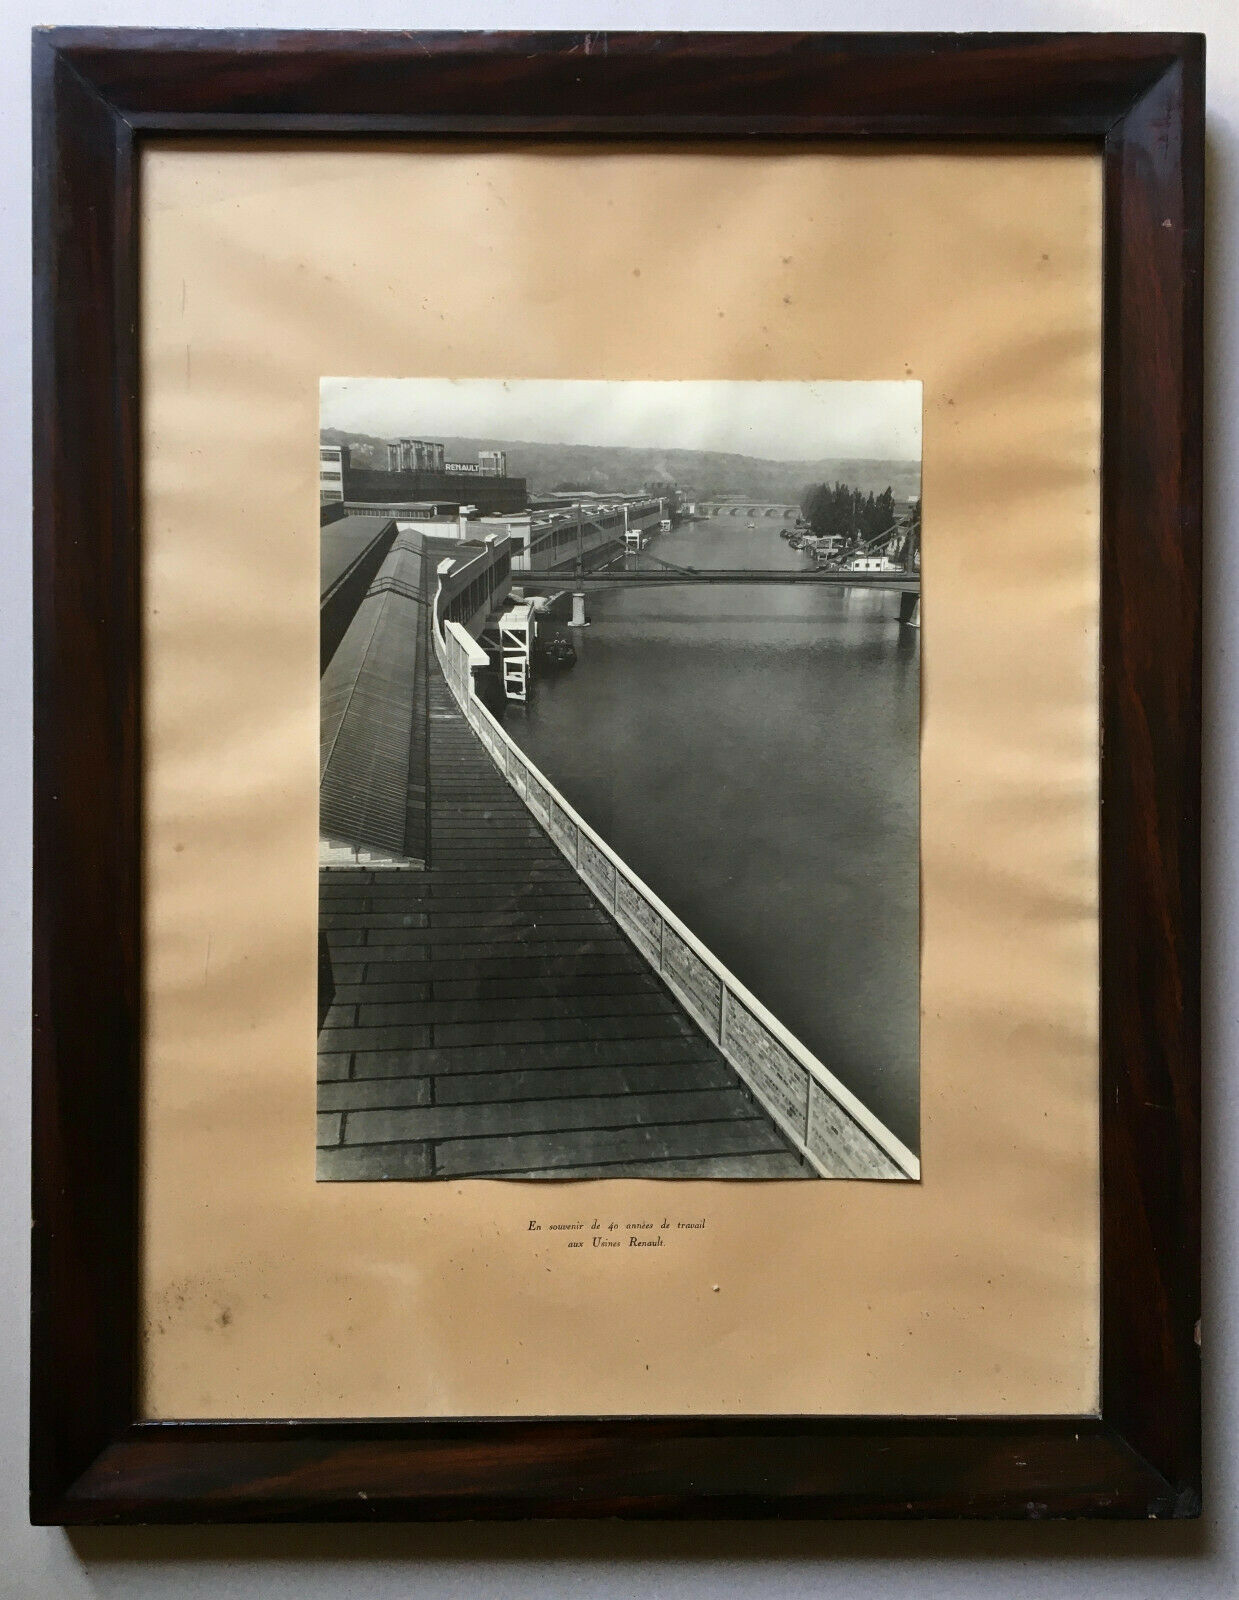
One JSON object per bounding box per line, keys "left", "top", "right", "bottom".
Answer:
{"left": 320, "top": 378, "right": 921, "bottom": 463}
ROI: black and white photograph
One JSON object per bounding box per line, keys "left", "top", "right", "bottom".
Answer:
{"left": 318, "top": 378, "right": 921, "bottom": 1181}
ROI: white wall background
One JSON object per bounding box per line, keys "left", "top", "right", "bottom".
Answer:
{"left": 2, "top": 1, "right": 1233, "bottom": 1595}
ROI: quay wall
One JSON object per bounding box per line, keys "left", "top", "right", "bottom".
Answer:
{"left": 432, "top": 552, "right": 918, "bottom": 1182}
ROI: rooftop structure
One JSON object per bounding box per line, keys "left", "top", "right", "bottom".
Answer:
{"left": 387, "top": 438, "right": 444, "bottom": 473}
{"left": 320, "top": 514, "right": 397, "bottom": 599}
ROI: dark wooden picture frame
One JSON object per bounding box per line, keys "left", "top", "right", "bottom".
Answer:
{"left": 31, "top": 30, "right": 1202, "bottom": 1523}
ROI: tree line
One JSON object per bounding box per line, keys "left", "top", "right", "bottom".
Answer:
{"left": 800, "top": 482, "right": 899, "bottom": 544}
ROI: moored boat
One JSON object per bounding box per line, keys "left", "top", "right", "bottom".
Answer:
{"left": 533, "top": 631, "right": 577, "bottom": 673}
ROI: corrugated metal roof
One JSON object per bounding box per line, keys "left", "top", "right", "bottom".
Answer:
{"left": 320, "top": 530, "right": 427, "bottom": 860}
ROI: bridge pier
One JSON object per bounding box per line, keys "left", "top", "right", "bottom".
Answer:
{"left": 571, "top": 590, "right": 588, "bottom": 627}
{"left": 899, "top": 590, "right": 921, "bottom": 627}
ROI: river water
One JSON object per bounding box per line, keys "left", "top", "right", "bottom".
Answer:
{"left": 503, "top": 514, "right": 920, "bottom": 1153}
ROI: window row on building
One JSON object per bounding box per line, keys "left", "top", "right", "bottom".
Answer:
{"left": 319, "top": 442, "right": 347, "bottom": 503}
{"left": 443, "top": 548, "right": 513, "bottom": 629}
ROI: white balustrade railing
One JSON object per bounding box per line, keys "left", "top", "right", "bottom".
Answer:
{"left": 432, "top": 567, "right": 918, "bottom": 1182}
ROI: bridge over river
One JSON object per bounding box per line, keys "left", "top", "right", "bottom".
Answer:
{"left": 516, "top": 550, "right": 921, "bottom": 625}
{"left": 692, "top": 501, "right": 801, "bottom": 520}
{"left": 519, "top": 564, "right": 920, "bottom": 590}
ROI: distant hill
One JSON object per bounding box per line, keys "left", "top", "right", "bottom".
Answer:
{"left": 320, "top": 428, "right": 920, "bottom": 504}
